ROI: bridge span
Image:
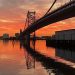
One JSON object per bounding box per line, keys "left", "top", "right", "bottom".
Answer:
{"left": 22, "top": 1, "right": 75, "bottom": 35}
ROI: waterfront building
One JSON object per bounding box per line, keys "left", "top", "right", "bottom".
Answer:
{"left": 54, "top": 29, "right": 75, "bottom": 40}
{"left": 2, "top": 33, "right": 9, "bottom": 39}
{"left": 15, "top": 33, "right": 20, "bottom": 38}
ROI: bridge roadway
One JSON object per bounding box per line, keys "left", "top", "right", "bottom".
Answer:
{"left": 22, "top": 1, "right": 75, "bottom": 35}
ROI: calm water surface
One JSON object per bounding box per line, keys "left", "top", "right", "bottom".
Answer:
{"left": 0, "top": 40, "right": 74, "bottom": 75}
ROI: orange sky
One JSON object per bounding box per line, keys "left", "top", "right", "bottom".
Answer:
{"left": 0, "top": 0, "right": 75, "bottom": 36}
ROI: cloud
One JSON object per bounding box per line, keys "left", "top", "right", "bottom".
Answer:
{"left": 0, "top": 19, "right": 16, "bottom": 23}
{"left": 0, "top": 26, "right": 11, "bottom": 30}
{"left": 0, "top": 0, "right": 69, "bottom": 20}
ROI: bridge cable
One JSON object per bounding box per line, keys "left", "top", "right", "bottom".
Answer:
{"left": 24, "top": 18, "right": 27, "bottom": 29}
{"left": 24, "top": 12, "right": 29, "bottom": 30}
{"left": 24, "top": 0, "right": 57, "bottom": 30}
{"left": 44, "top": 0, "right": 57, "bottom": 16}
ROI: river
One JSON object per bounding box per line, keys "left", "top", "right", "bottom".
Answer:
{"left": 0, "top": 40, "right": 75, "bottom": 75}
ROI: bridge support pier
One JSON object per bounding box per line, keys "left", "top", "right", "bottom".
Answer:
{"left": 26, "top": 34, "right": 30, "bottom": 46}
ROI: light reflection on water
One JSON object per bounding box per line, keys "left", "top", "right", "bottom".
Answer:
{"left": 0, "top": 40, "right": 55, "bottom": 75}
{"left": 0, "top": 40, "right": 74, "bottom": 75}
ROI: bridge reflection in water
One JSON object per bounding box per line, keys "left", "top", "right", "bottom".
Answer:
{"left": 0, "top": 40, "right": 75, "bottom": 75}
{"left": 21, "top": 40, "right": 75, "bottom": 75}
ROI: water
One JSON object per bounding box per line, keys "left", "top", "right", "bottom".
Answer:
{"left": 0, "top": 40, "right": 74, "bottom": 75}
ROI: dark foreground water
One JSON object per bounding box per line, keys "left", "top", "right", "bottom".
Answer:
{"left": 0, "top": 40, "right": 75, "bottom": 75}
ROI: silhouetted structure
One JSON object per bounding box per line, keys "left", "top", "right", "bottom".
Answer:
{"left": 15, "top": 33, "right": 20, "bottom": 39}
{"left": 46, "top": 29, "right": 75, "bottom": 48}
{"left": 2, "top": 33, "right": 9, "bottom": 40}
{"left": 21, "top": 1, "right": 75, "bottom": 36}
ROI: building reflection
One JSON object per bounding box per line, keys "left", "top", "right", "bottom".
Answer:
{"left": 56, "top": 48, "right": 75, "bottom": 63}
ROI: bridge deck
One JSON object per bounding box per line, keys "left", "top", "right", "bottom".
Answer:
{"left": 22, "top": 1, "right": 75, "bottom": 35}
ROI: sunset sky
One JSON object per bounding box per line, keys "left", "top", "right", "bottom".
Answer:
{"left": 0, "top": 0, "right": 75, "bottom": 36}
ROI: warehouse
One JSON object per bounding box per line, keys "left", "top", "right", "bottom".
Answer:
{"left": 54, "top": 29, "right": 75, "bottom": 40}
{"left": 46, "top": 29, "right": 75, "bottom": 47}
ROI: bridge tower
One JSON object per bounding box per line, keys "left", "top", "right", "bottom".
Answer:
{"left": 25, "top": 11, "right": 36, "bottom": 46}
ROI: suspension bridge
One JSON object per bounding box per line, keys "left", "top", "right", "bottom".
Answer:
{"left": 20, "top": 0, "right": 75, "bottom": 41}
{"left": 20, "top": 0, "right": 75, "bottom": 70}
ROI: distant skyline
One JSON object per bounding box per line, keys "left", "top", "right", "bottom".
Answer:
{"left": 0, "top": 0, "right": 74, "bottom": 36}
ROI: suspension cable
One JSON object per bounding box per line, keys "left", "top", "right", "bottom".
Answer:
{"left": 24, "top": 11, "right": 29, "bottom": 30}
{"left": 44, "top": 0, "right": 57, "bottom": 16}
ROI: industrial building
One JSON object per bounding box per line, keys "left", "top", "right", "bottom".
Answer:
{"left": 53, "top": 29, "right": 75, "bottom": 40}
{"left": 46, "top": 29, "right": 75, "bottom": 47}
